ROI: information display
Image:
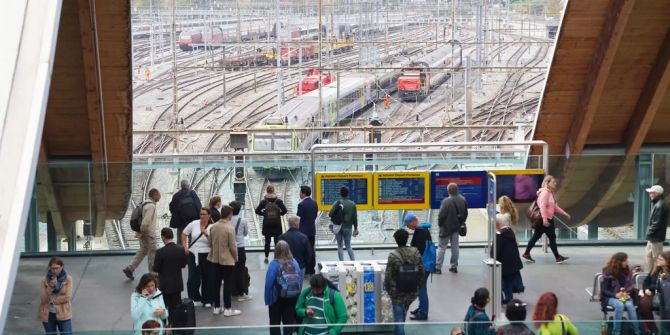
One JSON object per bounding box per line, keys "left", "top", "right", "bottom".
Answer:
{"left": 430, "top": 171, "right": 487, "bottom": 209}
{"left": 316, "top": 172, "right": 373, "bottom": 211}
{"left": 490, "top": 170, "right": 544, "bottom": 203}
{"left": 374, "top": 172, "right": 430, "bottom": 210}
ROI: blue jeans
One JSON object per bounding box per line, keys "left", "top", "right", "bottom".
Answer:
{"left": 42, "top": 313, "right": 72, "bottom": 335}
{"left": 336, "top": 228, "right": 355, "bottom": 261}
{"left": 392, "top": 304, "right": 408, "bottom": 335}
{"left": 417, "top": 272, "right": 429, "bottom": 318}
{"left": 607, "top": 298, "right": 640, "bottom": 335}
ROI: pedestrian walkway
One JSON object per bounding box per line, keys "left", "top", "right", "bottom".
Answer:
{"left": 6, "top": 245, "right": 646, "bottom": 333}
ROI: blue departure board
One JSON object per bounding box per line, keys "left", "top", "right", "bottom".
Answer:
{"left": 430, "top": 171, "right": 487, "bottom": 209}
{"left": 374, "top": 172, "right": 430, "bottom": 209}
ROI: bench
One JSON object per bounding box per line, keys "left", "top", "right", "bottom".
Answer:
{"left": 586, "top": 272, "right": 649, "bottom": 316}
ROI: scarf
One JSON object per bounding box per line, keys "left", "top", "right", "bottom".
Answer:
{"left": 46, "top": 269, "right": 68, "bottom": 294}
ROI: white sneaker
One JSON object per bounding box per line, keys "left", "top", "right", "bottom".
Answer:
{"left": 223, "top": 308, "right": 241, "bottom": 317}
{"left": 212, "top": 307, "right": 222, "bottom": 315}
{"left": 237, "top": 294, "right": 252, "bottom": 302}
{"left": 204, "top": 303, "right": 212, "bottom": 308}
{"left": 193, "top": 301, "right": 202, "bottom": 307}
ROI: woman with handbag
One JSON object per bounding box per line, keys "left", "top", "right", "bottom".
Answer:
{"left": 522, "top": 175, "right": 570, "bottom": 264}
{"left": 639, "top": 251, "right": 670, "bottom": 334}
{"left": 181, "top": 207, "right": 213, "bottom": 308}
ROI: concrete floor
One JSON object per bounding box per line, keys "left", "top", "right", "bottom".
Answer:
{"left": 4, "top": 245, "right": 647, "bottom": 334}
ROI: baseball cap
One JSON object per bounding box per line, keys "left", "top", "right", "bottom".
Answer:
{"left": 402, "top": 213, "right": 418, "bottom": 228}
{"left": 646, "top": 185, "right": 664, "bottom": 195}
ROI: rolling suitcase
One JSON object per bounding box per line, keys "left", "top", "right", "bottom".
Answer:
{"left": 171, "top": 298, "right": 195, "bottom": 335}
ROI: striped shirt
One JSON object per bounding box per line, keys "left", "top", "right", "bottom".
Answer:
{"left": 304, "top": 295, "right": 329, "bottom": 335}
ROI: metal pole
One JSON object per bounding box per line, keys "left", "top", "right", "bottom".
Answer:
{"left": 171, "top": 0, "right": 179, "bottom": 153}
{"left": 318, "top": 0, "right": 323, "bottom": 125}
{"left": 222, "top": 46, "right": 226, "bottom": 108}
{"left": 150, "top": 0, "right": 154, "bottom": 69}
{"left": 275, "top": 0, "right": 283, "bottom": 110}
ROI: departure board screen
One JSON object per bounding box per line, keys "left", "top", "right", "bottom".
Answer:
{"left": 374, "top": 172, "right": 430, "bottom": 209}
{"left": 315, "top": 172, "right": 373, "bottom": 210}
{"left": 430, "top": 171, "right": 487, "bottom": 209}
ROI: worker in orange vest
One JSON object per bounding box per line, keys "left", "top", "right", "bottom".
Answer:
{"left": 384, "top": 94, "right": 390, "bottom": 109}
{"left": 145, "top": 67, "right": 151, "bottom": 81}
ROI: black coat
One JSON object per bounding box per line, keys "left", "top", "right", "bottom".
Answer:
{"left": 647, "top": 196, "right": 669, "bottom": 242}
{"left": 169, "top": 189, "right": 202, "bottom": 229}
{"left": 153, "top": 242, "right": 188, "bottom": 294}
{"left": 297, "top": 197, "right": 318, "bottom": 237}
{"left": 255, "top": 195, "right": 288, "bottom": 236}
{"left": 410, "top": 227, "right": 432, "bottom": 255}
{"left": 495, "top": 228, "right": 523, "bottom": 276}
{"left": 278, "top": 228, "right": 313, "bottom": 269}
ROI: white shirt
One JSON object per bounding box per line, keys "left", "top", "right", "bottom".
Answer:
{"left": 496, "top": 212, "right": 512, "bottom": 229}
{"left": 182, "top": 219, "right": 211, "bottom": 255}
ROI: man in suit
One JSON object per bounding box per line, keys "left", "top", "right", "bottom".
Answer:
{"left": 296, "top": 185, "right": 318, "bottom": 277}
{"left": 169, "top": 180, "right": 202, "bottom": 238}
{"left": 154, "top": 227, "right": 188, "bottom": 326}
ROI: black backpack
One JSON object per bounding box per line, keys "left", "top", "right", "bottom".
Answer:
{"left": 264, "top": 200, "right": 281, "bottom": 220}
{"left": 329, "top": 200, "right": 344, "bottom": 225}
{"left": 391, "top": 250, "right": 421, "bottom": 293}
{"left": 178, "top": 191, "right": 199, "bottom": 225}
{"left": 129, "top": 202, "right": 149, "bottom": 232}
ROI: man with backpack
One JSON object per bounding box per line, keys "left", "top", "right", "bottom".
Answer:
{"left": 255, "top": 185, "right": 288, "bottom": 264}
{"left": 405, "top": 213, "right": 434, "bottom": 321}
{"left": 295, "top": 274, "right": 348, "bottom": 335}
{"left": 123, "top": 188, "right": 161, "bottom": 280}
{"left": 384, "top": 229, "right": 424, "bottom": 335}
{"left": 169, "top": 180, "right": 202, "bottom": 238}
{"left": 229, "top": 201, "right": 252, "bottom": 302}
{"left": 329, "top": 186, "right": 358, "bottom": 261}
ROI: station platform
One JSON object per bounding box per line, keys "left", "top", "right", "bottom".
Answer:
{"left": 5, "top": 245, "right": 643, "bottom": 333}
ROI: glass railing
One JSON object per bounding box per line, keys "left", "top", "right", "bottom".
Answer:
{"left": 5, "top": 320, "right": 667, "bottom": 335}
{"left": 23, "top": 152, "right": 669, "bottom": 253}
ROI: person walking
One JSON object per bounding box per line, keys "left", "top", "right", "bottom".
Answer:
{"left": 265, "top": 240, "right": 303, "bottom": 335}
{"left": 385, "top": 229, "right": 424, "bottom": 335}
{"left": 639, "top": 251, "right": 670, "bottom": 334}
{"left": 256, "top": 185, "right": 288, "bottom": 264}
{"left": 279, "top": 215, "right": 313, "bottom": 277}
{"left": 295, "top": 274, "right": 348, "bottom": 335}
{"left": 297, "top": 186, "right": 318, "bottom": 277}
{"left": 181, "top": 207, "right": 213, "bottom": 308}
{"left": 169, "top": 180, "right": 202, "bottom": 238}
{"left": 464, "top": 288, "right": 495, "bottom": 335}
{"left": 436, "top": 183, "right": 468, "bottom": 274}
{"left": 496, "top": 299, "right": 534, "bottom": 335}
{"left": 153, "top": 228, "right": 187, "bottom": 326}
{"left": 209, "top": 196, "right": 222, "bottom": 223}
{"left": 124, "top": 188, "right": 161, "bottom": 280}
{"left": 229, "top": 200, "right": 252, "bottom": 302}
{"left": 38, "top": 257, "right": 73, "bottom": 335}
{"left": 644, "top": 185, "right": 669, "bottom": 272}
{"left": 600, "top": 252, "right": 641, "bottom": 335}
{"left": 405, "top": 213, "right": 432, "bottom": 321}
{"left": 495, "top": 196, "right": 524, "bottom": 304}
{"left": 329, "top": 186, "right": 358, "bottom": 261}
{"left": 522, "top": 175, "right": 570, "bottom": 264}
{"left": 531, "top": 292, "right": 578, "bottom": 335}
{"left": 207, "top": 205, "right": 241, "bottom": 317}
{"left": 131, "top": 273, "right": 168, "bottom": 334}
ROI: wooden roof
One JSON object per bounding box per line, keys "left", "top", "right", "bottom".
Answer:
{"left": 534, "top": 0, "right": 670, "bottom": 227}
{"left": 38, "top": 0, "right": 132, "bottom": 237}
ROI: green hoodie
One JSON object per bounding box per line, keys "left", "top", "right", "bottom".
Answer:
{"left": 295, "top": 286, "right": 348, "bottom": 335}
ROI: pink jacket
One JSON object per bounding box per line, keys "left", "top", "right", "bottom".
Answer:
{"left": 38, "top": 275, "right": 73, "bottom": 322}
{"left": 537, "top": 187, "right": 568, "bottom": 224}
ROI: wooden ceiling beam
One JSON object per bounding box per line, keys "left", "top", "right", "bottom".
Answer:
{"left": 78, "top": 0, "right": 107, "bottom": 235}
{"left": 624, "top": 28, "right": 670, "bottom": 155}
{"left": 565, "top": 0, "right": 635, "bottom": 156}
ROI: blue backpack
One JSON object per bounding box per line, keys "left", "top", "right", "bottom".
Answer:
{"left": 422, "top": 240, "right": 437, "bottom": 273}
{"left": 276, "top": 260, "right": 303, "bottom": 298}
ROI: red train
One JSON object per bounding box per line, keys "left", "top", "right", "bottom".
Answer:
{"left": 294, "top": 68, "right": 333, "bottom": 95}
{"left": 397, "top": 44, "right": 462, "bottom": 101}
{"left": 179, "top": 27, "right": 224, "bottom": 51}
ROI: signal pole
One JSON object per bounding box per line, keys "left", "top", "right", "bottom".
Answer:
{"left": 171, "top": 0, "right": 179, "bottom": 154}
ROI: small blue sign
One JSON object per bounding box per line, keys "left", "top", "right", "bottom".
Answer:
{"left": 430, "top": 171, "right": 487, "bottom": 209}
{"left": 363, "top": 268, "right": 375, "bottom": 323}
